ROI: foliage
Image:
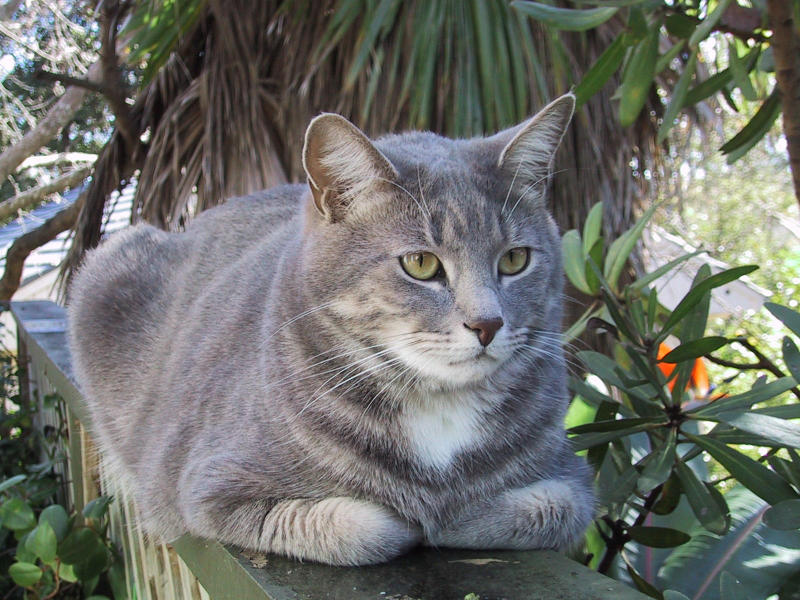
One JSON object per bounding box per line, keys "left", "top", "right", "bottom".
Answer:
{"left": 0, "top": 353, "right": 123, "bottom": 599}
{"left": 1, "top": 483, "right": 122, "bottom": 600}
{"left": 515, "top": 0, "right": 782, "bottom": 163}
{"left": 563, "top": 202, "right": 800, "bottom": 598}
{"left": 0, "top": 1, "right": 110, "bottom": 200}
{"left": 653, "top": 113, "right": 800, "bottom": 404}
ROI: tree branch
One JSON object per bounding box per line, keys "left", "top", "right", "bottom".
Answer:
{"left": 34, "top": 69, "right": 108, "bottom": 95}
{"left": 0, "top": 81, "right": 93, "bottom": 184}
{"left": 0, "top": 197, "right": 83, "bottom": 301}
{"left": 17, "top": 152, "right": 97, "bottom": 171}
{"left": 596, "top": 486, "right": 662, "bottom": 575}
{"left": 0, "top": 166, "right": 91, "bottom": 223}
{"left": 706, "top": 337, "right": 800, "bottom": 401}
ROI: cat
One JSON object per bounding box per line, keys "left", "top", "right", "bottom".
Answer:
{"left": 67, "top": 92, "right": 595, "bottom": 566}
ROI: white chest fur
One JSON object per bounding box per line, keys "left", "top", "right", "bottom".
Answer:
{"left": 401, "top": 392, "right": 489, "bottom": 469}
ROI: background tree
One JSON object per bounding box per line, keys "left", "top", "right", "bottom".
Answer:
{"left": 50, "top": 0, "right": 663, "bottom": 304}
{"left": 514, "top": 0, "right": 800, "bottom": 206}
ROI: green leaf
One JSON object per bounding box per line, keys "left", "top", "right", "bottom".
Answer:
{"left": 689, "top": 0, "right": 732, "bottom": 47}
{"left": 0, "top": 474, "right": 26, "bottom": 494}
{"left": 692, "top": 377, "right": 798, "bottom": 416}
{"left": 639, "top": 430, "right": 677, "bottom": 491}
{"left": 511, "top": 2, "right": 618, "bottom": 31}
{"left": 569, "top": 421, "right": 661, "bottom": 452}
{"left": 562, "top": 230, "right": 591, "bottom": 294}
{"left": 658, "top": 266, "right": 758, "bottom": 340}
{"left": 665, "top": 13, "right": 697, "bottom": 39}
{"left": 58, "top": 562, "right": 78, "bottom": 583}
{"left": 577, "top": 350, "right": 627, "bottom": 389}
{"left": 675, "top": 459, "right": 728, "bottom": 535}
{"left": 582, "top": 202, "right": 604, "bottom": 256}
{"left": 604, "top": 201, "right": 660, "bottom": 291}
{"left": 678, "top": 264, "right": 712, "bottom": 343}
{"left": 719, "top": 571, "right": 748, "bottom": 600}
{"left": 728, "top": 39, "right": 757, "bottom": 102}
{"left": 783, "top": 337, "right": 800, "bottom": 382}
{"left": 15, "top": 531, "right": 35, "bottom": 563}
{"left": 710, "top": 411, "right": 800, "bottom": 449}
{"left": 622, "top": 554, "right": 663, "bottom": 599}
{"left": 74, "top": 542, "right": 112, "bottom": 581}
{"left": 564, "top": 304, "right": 602, "bottom": 342}
{"left": 626, "top": 6, "right": 647, "bottom": 41}
{"left": 569, "top": 416, "right": 664, "bottom": 434}
{"left": 8, "top": 562, "right": 42, "bottom": 588}
{"left": 59, "top": 528, "right": 104, "bottom": 565}
{"left": 39, "top": 505, "right": 69, "bottom": 542}
{"left": 344, "top": 0, "right": 399, "bottom": 88}
{"left": 585, "top": 238, "right": 604, "bottom": 295}
{"left": 25, "top": 521, "right": 57, "bottom": 563}
{"left": 685, "top": 433, "right": 798, "bottom": 505}
{"left": 108, "top": 557, "right": 129, "bottom": 600}
{"left": 763, "top": 499, "right": 800, "bottom": 530}
{"left": 766, "top": 302, "right": 800, "bottom": 338}
{"left": 757, "top": 403, "right": 800, "bottom": 420}
{"left": 652, "top": 472, "right": 683, "bottom": 516}
{"left": 575, "top": 35, "right": 628, "bottom": 107}
{"left": 657, "top": 48, "right": 698, "bottom": 143}
{"left": 83, "top": 496, "right": 113, "bottom": 522}
{"left": 607, "top": 465, "right": 640, "bottom": 503}
{"left": 721, "top": 90, "right": 782, "bottom": 163}
{"left": 0, "top": 498, "right": 35, "bottom": 531}
{"left": 659, "top": 336, "right": 727, "bottom": 364}
{"left": 628, "top": 525, "right": 691, "bottom": 548}
{"left": 618, "top": 22, "right": 659, "bottom": 127}
{"left": 683, "top": 68, "right": 733, "bottom": 107}
{"left": 568, "top": 376, "right": 620, "bottom": 409}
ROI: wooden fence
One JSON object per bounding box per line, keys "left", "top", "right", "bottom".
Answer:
{"left": 11, "top": 300, "right": 646, "bottom": 600}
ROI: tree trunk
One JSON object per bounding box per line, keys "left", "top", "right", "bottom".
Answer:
{"left": 767, "top": 0, "right": 800, "bottom": 207}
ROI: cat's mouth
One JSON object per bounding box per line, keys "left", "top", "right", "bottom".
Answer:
{"left": 446, "top": 349, "right": 495, "bottom": 367}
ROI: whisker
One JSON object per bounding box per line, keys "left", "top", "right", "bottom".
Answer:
{"left": 261, "top": 300, "right": 336, "bottom": 346}
{"left": 505, "top": 168, "right": 570, "bottom": 221}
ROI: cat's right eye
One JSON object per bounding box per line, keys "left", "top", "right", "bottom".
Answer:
{"left": 400, "top": 252, "right": 442, "bottom": 280}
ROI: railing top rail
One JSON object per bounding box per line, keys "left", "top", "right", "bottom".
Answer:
{"left": 11, "top": 300, "right": 647, "bottom": 600}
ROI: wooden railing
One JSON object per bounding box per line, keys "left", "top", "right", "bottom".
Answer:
{"left": 11, "top": 300, "right": 647, "bottom": 600}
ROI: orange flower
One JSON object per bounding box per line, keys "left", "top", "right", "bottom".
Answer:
{"left": 657, "top": 342, "right": 709, "bottom": 396}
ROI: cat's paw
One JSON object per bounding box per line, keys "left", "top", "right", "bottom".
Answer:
{"left": 506, "top": 479, "right": 592, "bottom": 550}
{"left": 263, "top": 497, "right": 422, "bottom": 566}
{"left": 332, "top": 498, "right": 422, "bottom": 565}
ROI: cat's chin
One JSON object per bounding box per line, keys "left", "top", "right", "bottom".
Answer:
{"left": 405, "top": 352, "right": 504, "bottom": 390}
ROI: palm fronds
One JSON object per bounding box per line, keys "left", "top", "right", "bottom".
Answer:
{"left": 63, "top": 0, "right": 665, "bottom": 296}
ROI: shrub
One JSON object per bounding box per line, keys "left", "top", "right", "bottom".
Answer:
{"left": 563, "top": 202, "right": 800, "bottom": 599}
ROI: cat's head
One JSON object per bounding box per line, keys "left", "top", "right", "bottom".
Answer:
{"left": 297, "top": 94, "right": 574, "bottom": 390}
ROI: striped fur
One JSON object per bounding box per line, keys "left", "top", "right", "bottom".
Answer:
{"left": 68, "top": 93, "right": 594, "bottom": 566}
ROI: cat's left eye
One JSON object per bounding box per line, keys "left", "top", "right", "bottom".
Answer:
{"left": 498, "top": 247, "right": 530, "bottom": 276}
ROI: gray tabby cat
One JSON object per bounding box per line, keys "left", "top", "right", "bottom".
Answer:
{"left": 68, "top": 93, "right": 594, "bottom": 566}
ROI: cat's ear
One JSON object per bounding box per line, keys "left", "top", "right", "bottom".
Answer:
{"left": 302, "top": 114, "right": 399, "bottom": 221}
{"left": 491, "top": 93, "right": 575, "bottom": 191}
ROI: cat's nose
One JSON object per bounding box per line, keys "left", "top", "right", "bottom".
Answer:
{"left": 464, "top": 317, "right": 504, "bottom": 347}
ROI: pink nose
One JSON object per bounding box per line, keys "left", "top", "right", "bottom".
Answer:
{"left": 464, "top": 317, "right": 504, "bottom": 347}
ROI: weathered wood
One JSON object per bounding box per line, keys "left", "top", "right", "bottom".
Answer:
{"left": 11, "top": 300, "right": 648, "bottom": 600}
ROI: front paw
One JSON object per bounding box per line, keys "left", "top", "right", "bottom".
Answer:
{"left": 263, "top": 497, "right": 422, "bottom": 566}
{"left": 506, "top": 479, "right": 592, "bottom": 550}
